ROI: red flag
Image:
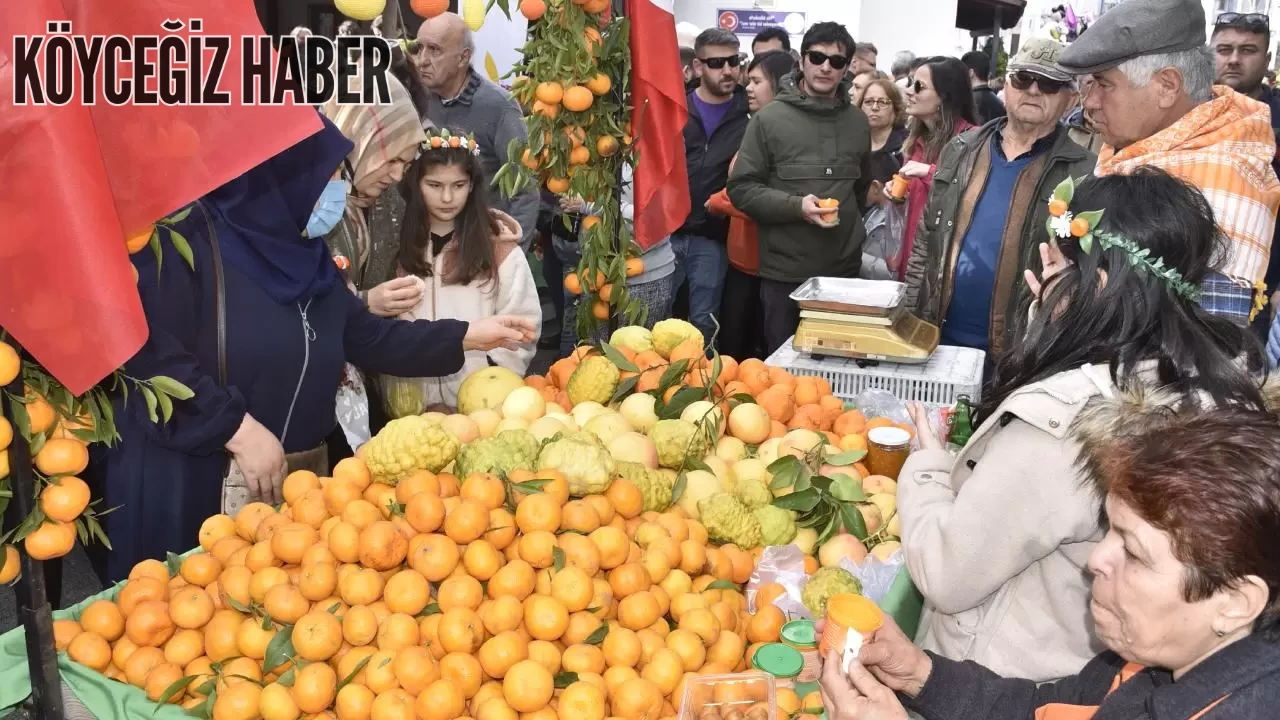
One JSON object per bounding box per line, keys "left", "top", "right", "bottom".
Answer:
{"left": 627, "top": 0, "right": 689, "bottom": 250}
{"left": 0, "top": 0, "right": 322, "bottom": 394}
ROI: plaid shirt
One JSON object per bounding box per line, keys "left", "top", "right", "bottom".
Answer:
{"left": 1096, "top": 87, "right": 1280, "bottom": 290}
{"left": 1200, "top": 271, "right": 1254, "bottom": 325}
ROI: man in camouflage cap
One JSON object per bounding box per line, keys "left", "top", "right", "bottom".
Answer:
{"left": 1058, "top": 0, "right": 1280, "bottom": 326}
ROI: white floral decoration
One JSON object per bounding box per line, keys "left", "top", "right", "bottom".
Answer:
{"left": 1049, "top": 212, "right": 1074, "bottom": 239}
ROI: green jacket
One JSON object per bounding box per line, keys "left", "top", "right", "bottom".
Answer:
{"left": 903, "top": 121, "right": 1096, "bottom": 355}
{"left": 727, "top": 72, "right": 872, "bottom": 283}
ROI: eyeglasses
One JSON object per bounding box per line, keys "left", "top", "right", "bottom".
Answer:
{"left": 698, "top": 54, "right": 741, "bottom": 70}
{"left": 805, "top": 50, "right": 850, "bottom": 70}
{"left": 1216, "top": 12, "right": 1270, "bottom": 31}
{"left": 911, "top": 79, "right": 932, "bottom": 94}
{"left": 1007, "top": 71, "right": 1070, "bottom": 94}
{"left": 862, "top": 98, "right": 893, "bottom": 109}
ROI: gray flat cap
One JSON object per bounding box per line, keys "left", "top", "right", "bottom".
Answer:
{"left": 1058, "top": 0, "right": 1205, "bottom": 75}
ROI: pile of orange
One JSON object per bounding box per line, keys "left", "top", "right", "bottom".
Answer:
{"left": 57, "top": 456, "right": 801, "bottom": 720}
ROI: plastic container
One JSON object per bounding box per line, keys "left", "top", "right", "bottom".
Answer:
{"left": 678, "top": 672, "right": 776, "bottom": 720}
{"left": 765, "top": 341, "right": 985, "bottom": 405}
{"left": 819, "top": 594, "right": 885, "bottom": 673}
{"left": 780, "top": 620, "right": 821, "bottom": 683}
{"left": 751, "top": 643, "right": 803, "bottom": 690}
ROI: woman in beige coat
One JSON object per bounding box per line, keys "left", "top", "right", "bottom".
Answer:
{"left": 897, "top": 169, "right": 1267, "bottom": 682}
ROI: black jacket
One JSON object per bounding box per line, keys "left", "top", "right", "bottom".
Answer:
{"left": 906, "top": 634, "right": 1280, "bottom": 720}
{"left": 972, "top": 85, "right": 1006, "bottom": 125}
{"left": 679, "top": 87, "right": 750, "bottom": 241}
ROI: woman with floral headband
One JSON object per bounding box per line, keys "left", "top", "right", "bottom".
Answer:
{"left": 894, "top": 167, "right": 1266, "bottom": 682}
{"left": 376, "top": 128, "right": 541, "bottom": 415}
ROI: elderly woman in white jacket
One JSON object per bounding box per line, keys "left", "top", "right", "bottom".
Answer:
{"left": 376, "top": 131, "right": 541, "bottom": 415}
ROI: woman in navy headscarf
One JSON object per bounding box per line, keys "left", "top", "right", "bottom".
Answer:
{"left": 88, "top": 117, "right": 535, "bottom": 582}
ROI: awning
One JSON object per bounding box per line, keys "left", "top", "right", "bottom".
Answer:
{"left": 956, "top": 0, "right": 1026, "bottom": 32}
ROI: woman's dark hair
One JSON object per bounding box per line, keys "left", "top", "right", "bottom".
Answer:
{"left": 1087, "top": 406, "right": 1280, "bottom": 639}
{"left": 747, "top": 50, "right": 798, "bottom": 92}
{"left": 904, "top": 56, "right": 977, "bottom": 162}
{"left": 980, "top": 167, "right": 1266, "bottom": 424}
{"left": 399, "top": 132, "right": 499, "bottom": 287}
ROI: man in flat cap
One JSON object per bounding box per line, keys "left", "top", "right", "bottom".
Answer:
{"left": 1060, "top": 0, "right": 1280, "bottom": 325}
{"left": 904, "top": 38, "right": 1095, "bottom": 358}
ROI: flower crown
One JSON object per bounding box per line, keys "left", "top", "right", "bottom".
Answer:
{"left": 1045, "top": 176, "right": 1201, "bottom": 302}
{"left": 420, "top": 129, "right": 482, "bottom": 157}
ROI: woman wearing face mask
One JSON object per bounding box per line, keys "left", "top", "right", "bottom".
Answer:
{"left": 898, "top": 57, "right": 977, "bottom": 280}
{"left": 706, "top": 49, "right": 797, "bottom": 359}
{"left": 819, "top": 403, "right": 1280, "bottom": 720}
{"left": 87, "top": 118, "right": 537, "bottom": 582}
{"left": 890, "top": 169, "right": 1266, "bottom": 684}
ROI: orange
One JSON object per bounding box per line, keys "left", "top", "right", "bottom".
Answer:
{"left": 515, "top": 493, "right": 562, "bottom": 534}
{"left": 460, "top": 473, "right": 507, "bottom": 511}
{"left": 608, "top": 563, "right": 650, "bottom": 599}
{"left": 392, "top": 645, "right": 438, "bottom": 695}
{"left": 480, "top": 595, "right": 523, "bottom": 635}
{"left": 126, "top": 600, "right": 175, "bottom": 647}
{"left": 561, "top": 611, "right": 603, "bottom": 646}
{"left": 299, "top": 562, "right": 338, "bottom": 603}
{"left": 405, "top": 493, "right": 446, "bottom": 534}
{"left": 339, "top": 567, "right": 385, "bottom": 606}
{"left": 602, "top": 627, "right": 642, "bottom": 668}
{"left": 123, "top": 645, "right": 165, "bottom": 687}
{"left": 409, "top": 534, "right": 459, "bottom": 582}
{"left": 67, "top": 630, "right": 111, "bottom": 671}
{"left": 0, "top": 544, "right": 18, "bottom": 585}
{"left": 478, "top": 630, "right": 528, "bottom": 678}
{"left": 203, "top": 609, "right": 244, "bottom": 662}
{"left": 523, "top": 594, "right": 569, "bottom": 641}
{"left": 234, "top": 502, "right": 275, "bottom": 541}
{"left": 485, "top": 507, "right": 518, "bottom": 550}
{"left": 610, "top": 678, "right": 663, "bottom": 720}
{"left": 463, "top": 539, "right": 504, "bottom": 581}
{"left": 395, "top": 470, "right": 440, "bottom": 505}
{"left": 212, "top": 681, "right": 261, "bottom": 720}
{"left": 342, "top": 500, "right": 382, "bottom": 531}
{"left": 745, "top": 604, "right": 785, "bottom": 643}
{"left": 211, "top": 535, "right": 250, "bottom": 566}
{"left": 179, "top": 553, "right": 222, "bottom": 588}
{"left": 440, "top": 652, "right": 484, "bottom": 699}
{"left": 438, "top": 574, "right": 484, "bottom": 612}
{"left": 558, "top": 681, "right": 605, "bottom": 720}
{"left": 534, "top": 81, "right": 563, "bottom": 105}
{"left": 444, "top": 500, "right": 490, "bottom": 544}
{"left": 0, "top": 343, "right": 18, "bottom": 386}
{"left": 358, "top": 521, "right": 408, "bottom": 571}
{"left": 283, "top": 470, "right": 322, "bottom": 505}
{"left": 488, "top": 558, "right": 536, "bottom": 600}
{"left": 617, "top": 591, "right": 660, "bottom": 631}
{"left": 377, "top": 612, "right": 420, "bottom": 652}
{"left": 502, "top": 660, "right": 554, "bottom": 713}
{"left": 604, "top": 479, "right": 644, "bottom": 520}
{"left": 706, "top": 629, "right": 746, "bottom": 669}
{"left": 588, "top": 526, "right": 629, "bottom": 570}
{"left": 335, "top": 683, "right": 374, "bottom": 720}
{"left": 560, "top": 501, "right": 601, "bottom": 534}
{"left": 550, "top": 566, "right": 593, "bottom": 613}
{"left": 79, "top": 599, "right": 125, "bottom": 641}
{"left": 363, "top": 648, "right": 399, "bottom": 693}
{"left": 39, "top": 475, "right": 90, "bottom": 522}
{"left": 255, "top": 514, "right": 289, "bottom": 544}
{"left": 143, "top": 661, "right": 185, "bottom": 703}
{"left": 801, "top": 691, "right": 824, "bottom": 713}
{"left": 293, "top": 610, "right": 343, "bottom": 662}
{"left": 33, "top": 438, "right": 89, "bottom": 477}
{"left": 264, "top": 583, "right": 311, "bottom": 625}
{"left": 678, "top": 608, "right": 721, "bottom": 646}
{"left": 170, "top": 586, "right": 215, "bottom": 629}
{"left": 293, "top": 489, "right": 332, "bottom": 528}
{"left": 562, "top": 644, "right": 606, "bottom": 675}
{"left": 292, "top": 661, "right": 338, "bottom": 714}
{"left": 328, "top": 522, "right": 361, "bottom": 563}
{"left": 260, "top": 682, "right": 300, "bottom": 720}
{"left": 342, "top": 604, "right": 379, "bottom": 647}
{"left": 438, "top": 607, "right": 484, "bottom": 654}
{"left": 639, "top": 648, "right": 682, "bottom": 695}
{"left": 665, "top": 629, "right": 705, "bottom": 672}
{"left": 236, "top": 616, "right": 275, "bottom": 660}
{"left": 517, "top": 530, "right": 558, "bottom": 569}
{"left": 23, "top": 394, "right": 56, "bottom": 435}
{"left": 558, "top": 533, "right": 602, "bottom": 577}
{"left": 249, "top": 567, "right": 290, "bottom": 604}
{"left": 24, "top": 520, "right": 75, "bottom": 560}
{"left": 370, "top": 690, "right": 416, "bottom": 720}
{"left": 269, "top": 522, "right": 317, "bottom": 565}
{"left": 383, "top": 569, "right": 430, "bottom": 615}
{"left": 563, "top": 273, "right": 582, "bottom": 296}
{"left": 416, "top": 679, "right": 466, "bottom": 720}
{"left": 244, "top": 540, "right": 281, "bottom": 572}
{"left": 162, "top": 629, "right": 204, "bottom": 667}
{"left": 333, "top": 457, "right": 372, "bottom": 491}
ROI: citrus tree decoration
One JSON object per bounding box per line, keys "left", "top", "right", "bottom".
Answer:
{"left": 493, "top": 0, "right": 640, "bottom": 339}
{"left": 0, "top": 209, "right": 196, "bottom": 580}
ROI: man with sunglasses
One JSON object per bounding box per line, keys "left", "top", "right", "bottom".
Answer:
{"left": 673, "top": 28, "right": 751, "bottom": 346}
{"left": 903, "top": 38, "right": 1095, "bottom": 357}
{"left": 728, "top": 21, "right": 872, "bottom": 354}
{"left": 1059, "top": 0, "right": 1280, "bottom": 327}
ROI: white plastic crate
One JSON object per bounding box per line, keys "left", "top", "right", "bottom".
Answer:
{"left": 766, "top": 340, "right": 985, "bottom": 405}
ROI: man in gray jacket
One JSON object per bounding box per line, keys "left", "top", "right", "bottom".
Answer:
{"left": 904, "top": 38, "right": 1095, "bottom": 357}
{"left": 415, "top": 13, "right": 537, "bottom": 249}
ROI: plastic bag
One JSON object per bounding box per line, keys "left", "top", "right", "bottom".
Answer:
{"left": 335, "top": 364, "right": 372, "bottom": 451}
{"left": 746, "top": 544, "right": 908, "bottom": 620}
{"left": 859, "top": 202, "right": 908, "bottom": 281}
{"left": 853, "top": 389, "right": 912, "bottom": 425}
{"left": 840, "top": 548, "right": 905, "bottom": 605}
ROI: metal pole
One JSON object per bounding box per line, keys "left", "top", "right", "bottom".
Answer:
{"left": 2, "top": 340, "right": 65, "bottom": 720}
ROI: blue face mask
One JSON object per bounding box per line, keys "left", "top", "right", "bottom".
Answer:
{"left": 305, "top": 179, "right": 349, "bottom": 238}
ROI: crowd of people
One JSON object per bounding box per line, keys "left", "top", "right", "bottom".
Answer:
{"left": 61, "top": 0, "right": 1280, "bottom": 715}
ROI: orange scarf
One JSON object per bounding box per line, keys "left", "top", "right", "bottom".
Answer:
{"left": 1095, "top": 87, "right": 1280, "bottom": 286}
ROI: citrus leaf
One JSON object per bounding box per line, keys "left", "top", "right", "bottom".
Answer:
{"left": 553, "top": 547, "right": 566, "bottom": 572}
{"left": 264, "top": 625, "right": 295, "bottom": 673}
{"left": 599, "top": 342, "right": 639, "bottom": 373}
{"left": 840, "top": 504, "right": 868, "bottom": 541}
{"left": 609, "top": 375, "right": 639, "bottom": 405}
{"left": 553, "top": 671, "right": 580, "bottom": 689}
{"left": 817, "top": 511, "right": 842, "bottom": 546}
{"left": 150, "top": 375, "right": 195, "bottom": 400}
{"left": 141, "top": 386, "right": 159, "bottom": 424}
{"left": 659, "top": 386, "right": 704, "bottom": 420}
{"left": 165, "top": 206, "right": 193, "bottom": 224}
{"left": 657, "top": 359, "right": 690, "bottom": 394}
{"left": 773, "top": 488, "right": 822, "bottom": 513}
{"left": 767, "top": 456, "right": 804, "bottom": 490}
{"left": 168, "top": 229, "right": 195, "bottom": 270}
{"left": 224, "top": 596, "right": 252, "bottom": 613}
{"left": 584, "top": 623, "right": 609, "bottom": 645}
{"left": 417, "top": 603, "right": 442, "bottom": 617}
{"left": 336, "top": 656, "right": 372, "bottom": 692}
{"left": 825, "top": 450, "right": 866, "bottom": 466}
{"left": 156, "top": 391, "right": 174, "bottom": 423}
{"left": 511, "top": 479, "right": 551, "bottom": 494}
{"left": 165, "top": 552, "right": 182, "bottom": 576}
{"left": 154, "top": 676, "right": 196, "bottom": 710}
{"left": 828, "top": 474, "right": 864, "bottom": 503}
{"left": 706, "top": 579, "right": 740, "bottom": 591}
{"left": 670, "top": 473, "right": 687, "bottom": 503}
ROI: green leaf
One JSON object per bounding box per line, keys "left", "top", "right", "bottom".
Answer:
{"left": 773, "top": 488, "right": 822, "bottom": 513}
{"left": 1079, "top": 233, "right": 1093, "bottom": 254}
{"left": 417, "top": 603, "right": 442, "bottom": 617}
{"left": 825, "top": 450, "right": 867, "bottom": 466}
{"left": 336, "top": 655, "right": 372, "bottom": 692}
{"left": 553, "top": 547, "right": 566, "bottom": 572}
{"left": 149, "top": 230, "right": 164, "bottom": 276}
{"left": 609, "top": 375, "right": 639, "bottom": 405}
{"left": 670, "top": 473, "right": 687, "bottom": 503}
{"left": 553, "top": 672, "right": 580, "bottom": 689}
{"left": 264, "top": 625, "right": 295, "bottom": 673}
{"left": 1051, "top": 176, "right": 1074, "bottom": 204}
{"left": 840, "top": 503, "right": 869, "bottom": 541}
{"left": 828, "top": 474, "right": 866, "bottom": 503}
{"left": 659, "top": 386, "right": 704, "bottom": 420}
{"left": 706, "top": 579, "right": 740, "bottom": 591}
{"left": 511, "top": 479, "right": 551, "bottom": 494}
{"left": 767, "top": 456, "right": 804, "bottom": 490}
{"left": 156, "top": 391, "right": 174, "bottom": 423}
{"left": 793, "top": 472, "right": 813, "bottom": 494}
{"left": 150, "top": 376, "right": 195, "bottom": 400}
{"left": 224, "top": 595, "right": 252, "bottom": 613}
{"left": 584, "top": 623, "right": 609, "bottom": 646}
{"left": 141, "top": 386, "right": 159, "bottom": 424}
{"left": 165, "top": 552, "right": 182, "bottom": 576}
{"left": 817, "top": 511, "right": 842, "bottom": 546}
{"left": 276, "top": 666, "right": 296, "bottom": 687}
{"left": 153, "top": 675, "right": 197, "bottom": 710}
{"left": 599, "top": 342, "right": 639, "bottom": 373}
{"left": 165, "top": 206, "right": 193, "bottom": 224}
{"left": 656, "top": 359, "right": 690, "bottom": 394}
{"left": 168, "top": 229, "right": 195, "bottom": 270}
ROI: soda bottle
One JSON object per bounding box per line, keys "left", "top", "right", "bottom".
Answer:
{"left": 948, "top": 395, "right": 974, "bottom": 447}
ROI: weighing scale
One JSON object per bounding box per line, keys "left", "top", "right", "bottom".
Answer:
{"left": 790, "top": 278, "right": 940, "bottom": 363}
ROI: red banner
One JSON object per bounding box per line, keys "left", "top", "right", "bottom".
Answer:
{"left": 0, "top": 0, "right": 322, "bottom": 394}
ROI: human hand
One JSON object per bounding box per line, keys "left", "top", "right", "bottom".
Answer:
{"left": 802, "top": 195, "right": 838, "bottom": 228}
{"left": 464, "top": 315, "right": 538, "bottom": 352}
{"left": 899, "top": 160, "right": 933, "bottom": 179}
{"left": 859, "top": 615, "right": 934, "bottom": 698}
{"left": 907, "top": 402, "right": 943, "bottom": 451}
{"left": 1023, "top": 241, "right": 1071, "bottom": 299}
{"left": 368, "top": 277, "right": 424, "bottom": 318}
{"left": 821, "top": 650, "right": 910, "bottom": 720}
{"left": 559, "top": 195, "right": 588, "bottom": 214}
{"left": 225, "top": 414, "right": 287, "bottom": 505}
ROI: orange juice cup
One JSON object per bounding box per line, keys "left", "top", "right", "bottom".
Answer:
{"left": 819, "top": 594, "right": 884, "bottom": 670}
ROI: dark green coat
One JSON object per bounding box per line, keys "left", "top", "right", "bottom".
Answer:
{"left": 727, "top": 72, "right": 872, "bottom": 283}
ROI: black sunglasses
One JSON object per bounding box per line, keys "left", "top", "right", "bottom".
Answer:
{"left": 1216, "top": 12, "right": 1270, "bottom": 31}
{"left": 805, "top": 50, "right": 850, "bottom": 70}
{"left": 1007, "top": 71, "right": 1069, "bottom": 94}
{"left": 911, "top": 79, "right": 931, "bottom": 94}
{"left": 699, "top": 54, "right": 741, "bottom": 70}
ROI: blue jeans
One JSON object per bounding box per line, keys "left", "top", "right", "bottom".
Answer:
{"left": 670, "top": 233, "right": 728, "bottom": 346}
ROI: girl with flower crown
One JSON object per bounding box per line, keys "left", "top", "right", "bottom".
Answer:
{"left": 376, "top": 129, "right": 541, "bottom": 415}
{"left": 890, "top": 168, "right": 1267, "bottom": 683}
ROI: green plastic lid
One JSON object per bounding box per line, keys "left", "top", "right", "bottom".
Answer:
{"left": 751, "top": 643, "right": 804, "bottom": 679}
{"left": 781, "top": 620, "right": 818, "bottom": 647}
